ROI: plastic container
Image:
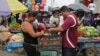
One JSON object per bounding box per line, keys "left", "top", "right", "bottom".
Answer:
{"left": 40, "top": 51, "right": 57, "bottom": 56}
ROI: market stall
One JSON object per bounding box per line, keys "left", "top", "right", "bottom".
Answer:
{"left": 0, "top": 32, "right": 24, "bottom": 52}
{"left": 0, "top": 1, "right": 100, "bottom": 56}
{"left": 77, "top": 25, "right": 100, "bottom": 56}
{"left": 0, "top": 22, "right": 100, "bottom": 56}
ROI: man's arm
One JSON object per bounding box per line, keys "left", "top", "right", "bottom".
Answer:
{"left": 48, "top": 26, "right": 64, "bottom": 32}
{"left": 48, "top": 16, "right": 75, "bottom": 32}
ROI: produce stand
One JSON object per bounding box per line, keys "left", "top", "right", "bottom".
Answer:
{"left": 1, "top": 24, "right": 100, "bottom": 56}
{"left": 77, "top": 25, "right": 100, "bottom": 56}
{"left": 38, "top": 32, "right": 62, "bottom": 56}
{"left": 77, "top": 37, "right": 100, "bottom": 56}
{"left": 0, "top": 29, "right": 24, "bottom": 53}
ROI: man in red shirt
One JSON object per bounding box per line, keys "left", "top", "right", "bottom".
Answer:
{"left": 48, "top": 6, "right": 78, "bottom": 56}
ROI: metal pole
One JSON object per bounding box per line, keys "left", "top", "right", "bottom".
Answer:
{"left": 51, "top": 0, "right": 54, "bottom": 7}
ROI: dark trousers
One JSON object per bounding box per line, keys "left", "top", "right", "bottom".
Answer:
{"left": 62, "top": 47, "right": 76, "bottom": 56}
{"left": 23, "top": 43, "right": 40, "bottom": 56}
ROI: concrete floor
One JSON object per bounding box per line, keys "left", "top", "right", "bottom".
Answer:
{"left": 0, "top": 46, "right": 25, "bottom": 56}
{"left": 0, "top": 45, "right": 62, "bottom": 56}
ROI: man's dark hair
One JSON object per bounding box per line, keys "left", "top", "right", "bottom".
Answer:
{"left": 60, "top": 6, "right": 70, "bottom": 12}
{"left": 28, "top": 11, "right": 39, "bottom": 17}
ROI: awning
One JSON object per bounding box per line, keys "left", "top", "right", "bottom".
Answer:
{"left": 0, "top": 0, "right": 28, "bottom": 16}
{"left": 7, "top": 0, "right": 28, "bottom": 15}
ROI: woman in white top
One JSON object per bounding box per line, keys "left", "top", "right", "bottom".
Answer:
{"left": 0, "top": 20, "right": 9, "bottom": 32}
{"left": 49, "top": 10, "right": 64, "bottom": 26}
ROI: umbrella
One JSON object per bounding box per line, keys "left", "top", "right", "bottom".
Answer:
{"left": 0, "top": 0, "right": 11, "bottom": 16}
{"left": 68, "top": 3, "right": 90, "bottom": 12}
{"left": 49, "top": 7, "right": 60, "bottom": 11}
{"left": 0, "top": 0, "right": 28, "bottom": 16}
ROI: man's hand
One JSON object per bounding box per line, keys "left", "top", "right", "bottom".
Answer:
{"left": 47, "top": 28, "right": 54, "bottom": 32}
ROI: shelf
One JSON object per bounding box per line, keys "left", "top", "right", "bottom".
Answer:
{"left": 10, "top": 30, "right": 22, "bottom": 33}
{"left": 78, "top": 38, "right": 100, "bottom": 43}
{"left": 43, "top": 33, "right": 60, "bottom": 37}
{"left": 39, "top": 39, "right": 61, "bottom": 42}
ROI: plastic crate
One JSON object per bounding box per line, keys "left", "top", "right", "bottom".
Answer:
{"left": 5, "top": 42, "right": 23, "bottom": 52}
{"left": 5, "top": 42, "right": 23, "bottom": 48}
{"left": 40, "top": 51, "right": 57, "bottom": 56}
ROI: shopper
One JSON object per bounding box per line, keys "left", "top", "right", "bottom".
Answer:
{"left": 41, "top": 11, "right": 49, "bottom": 24}
{"left": 95, "top": 13, "right": 100, "bottom": 31}
{"left": 18, "top": 13, "right": 23, "bottom": 24}
{"left": 21, "top": 11, "right": 44, "bottom": 56}
{"left": 48, "top": 6, "right": 85, "bottom": 56}
{"left": 49, "top": 10, "right": 60, "bottom": 26}
{"left": 0, "top": 20, "right": 9, "bottom": 32}
{"left": 10, "top": 15, "right": 17, "bottom": 25}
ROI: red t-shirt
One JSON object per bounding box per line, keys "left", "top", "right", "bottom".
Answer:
{"left": 61, "top": 14, "right": 78, "bottom": 48}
